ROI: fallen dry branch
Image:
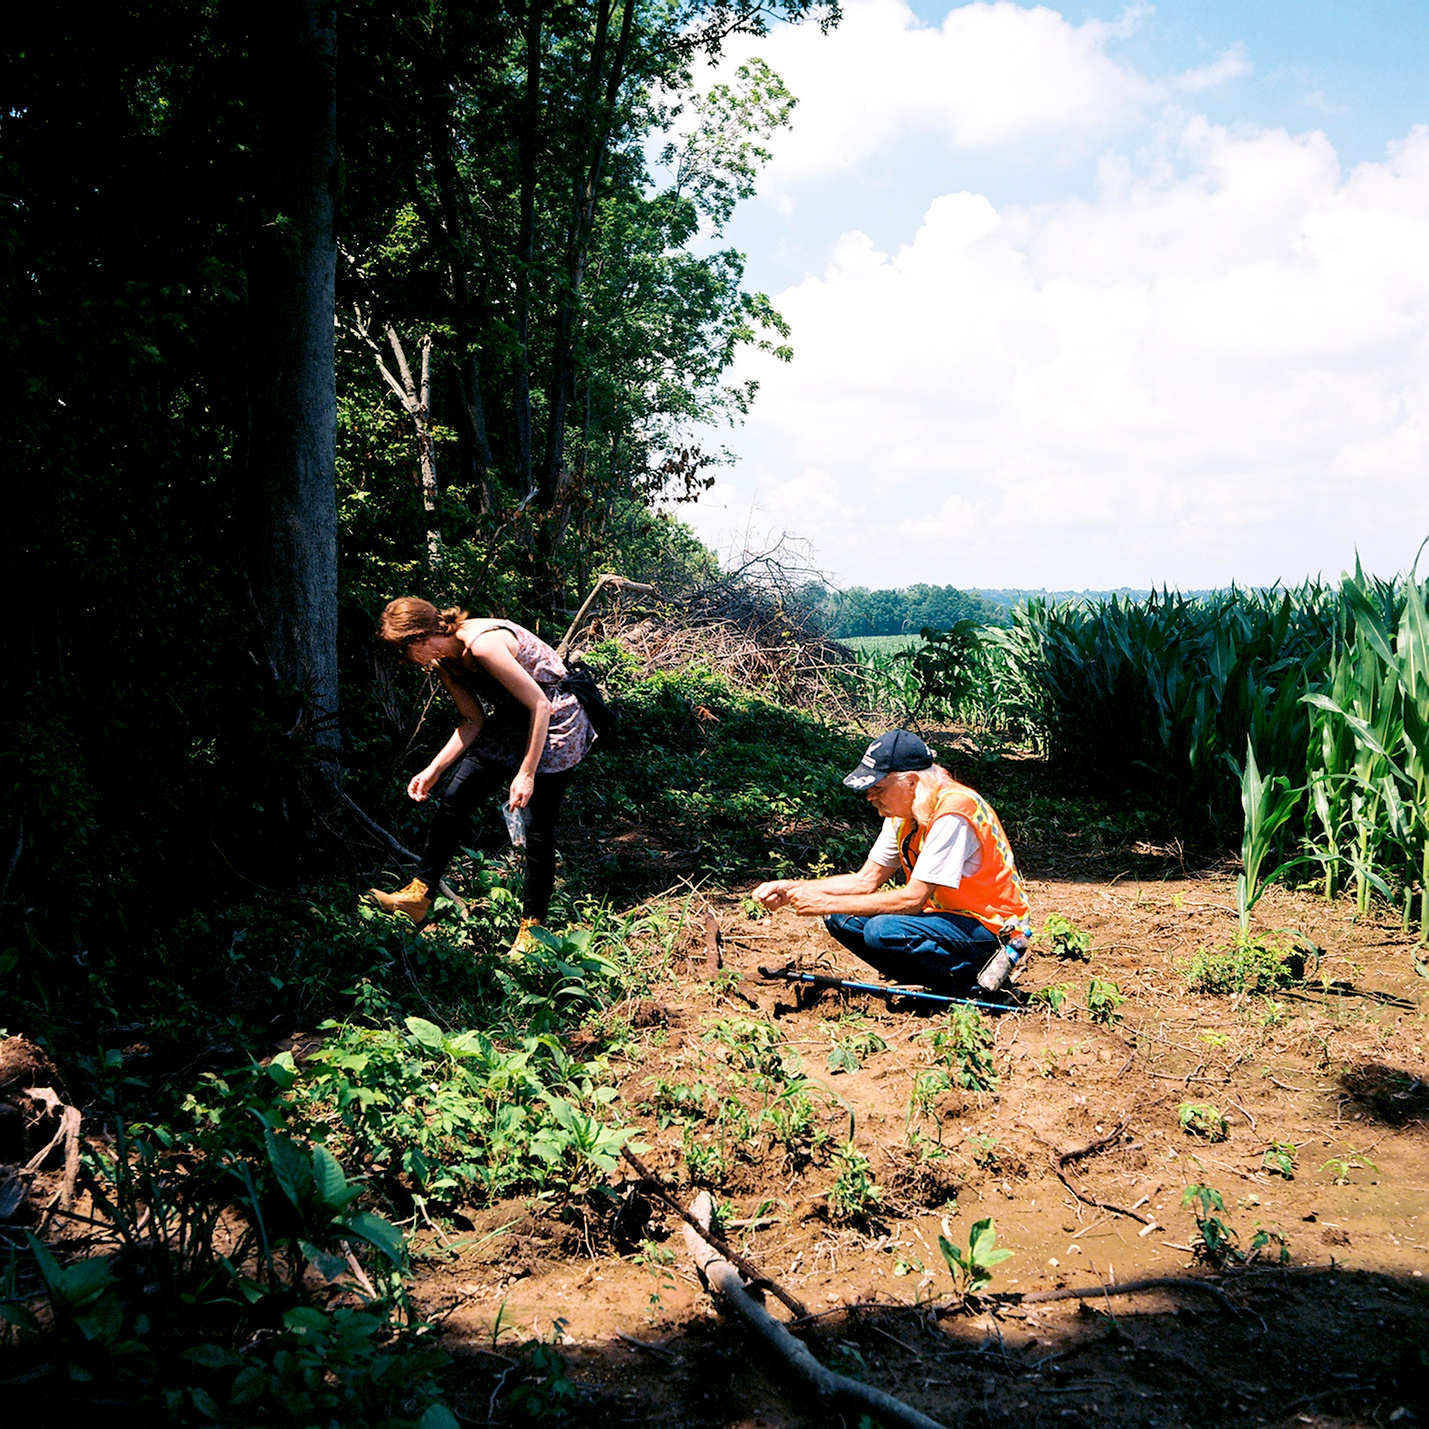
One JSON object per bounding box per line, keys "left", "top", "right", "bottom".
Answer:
{"left": 999, "top": 1276, "right": 1244, "bottom": 1315}
{"left": 1023, "top": 1123, "right": 1155, "bottom": 1227}
{"left": 600, "top": 613, "right": 865, "bottom": 721}
{"left": 557, "top": 574, "right": 655, "bottom": 658}
{"left": 621, "top": 1147, "right": 808, "bottom": 1319}
{"left": 681, "top": 1191, "right": 951, "bottom": 1429}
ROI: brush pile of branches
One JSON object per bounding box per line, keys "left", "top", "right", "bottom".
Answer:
{"left": 575, "top": 537, "right": 866, "bottom": 718}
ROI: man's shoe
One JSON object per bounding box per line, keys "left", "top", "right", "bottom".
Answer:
{"left": 367, "top": 878, "right": 433, "bottom": 926}
{"left": 506, "top": 917, "right": 544, "bottom": 957}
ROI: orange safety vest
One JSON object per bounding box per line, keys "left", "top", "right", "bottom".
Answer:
{"left": 896, "top": 781, "right": 1031, "bottom": 935}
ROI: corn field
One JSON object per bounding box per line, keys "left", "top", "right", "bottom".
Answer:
{"left": 852, "top": 566, "right": 1429, "bottom": 940}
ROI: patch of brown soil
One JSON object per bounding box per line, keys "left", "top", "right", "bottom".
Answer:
{"left": 421, "top": 838, "right": 1429, "bottom": 1427}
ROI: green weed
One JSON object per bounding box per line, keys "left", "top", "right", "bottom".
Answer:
{"left": 1085, "top": 978, "right": 1126, "bottom": 1025}
{"left": 825, "top": 1014, "right": 887, "bottom": 1074}
{"left": 1183, "top": 935, "right": 1304, "bottom": 995}
{"left": 1178, "top": 1102, "right": 1229, "bottom": 1142}
{"left": 828, "top": 1142, "right": 882, "bottom": 1224}
{"left": 1028, "top": 983, "right": 1070, "bottom": 1012}
{"left": 1262, "top": 1140, "right": 1298, "bottom": 1178}
{"left": 1181, "top": 1184, "right": 1290, "bottom": 1267}
{"left": 939, "top": 1217, "right": 1012, "bottom": 1295}
{"left": 1322, "top": 1147, "right": 1380, "bottom": 1185}
{"left": 1042, "top": 913, "right": 1092, "bottom": 960}
{"left": 967, "top": 1132, "right": 1001, "bottom": 1172}
{"left": 924, "top": 1008, "right": 999, "bottom": 1092}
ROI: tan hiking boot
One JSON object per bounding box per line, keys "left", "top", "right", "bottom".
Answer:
{"left": 367, "top": 878, "right": 433, "bottom": 926}
{"left": 506, "top": 917, "right": 544, "bottom": 957}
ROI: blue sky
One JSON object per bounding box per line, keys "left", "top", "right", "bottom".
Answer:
{"left": 679, "top": 2, "right": 1429, "bottom": 590}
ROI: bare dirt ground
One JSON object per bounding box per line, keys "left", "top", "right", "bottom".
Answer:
{"left": 417, "top": 772, "right": 1429, "bottom": 1428}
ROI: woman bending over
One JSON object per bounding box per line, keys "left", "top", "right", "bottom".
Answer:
{"left": 368, "top": 598, "right": 594, "bottom": 949}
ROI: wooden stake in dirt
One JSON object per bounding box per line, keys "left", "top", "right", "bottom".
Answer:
{"left": 681, "top": 1191, "right": 951, "bottom": 1429}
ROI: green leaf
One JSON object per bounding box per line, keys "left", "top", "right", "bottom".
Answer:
{"left": 312, "top": 1143, "right": 361, "bottom": 1212}
{"left": 300, "top": 1239, "right": 353, "bottom": 1283}
{"left": 265, "top": 1129, "right": 314, "bottom": 1209}
{"left": 341, "top": 1211, "right": 408, "bottom": 1268}
{"left": 266, "top": 1051, "right": 297, "bottom": 1089}
{"left": 282, "top": 1305, "right": 331, "bottom": 1336}
{"left": 183, "top": 1342, "right": 243, "bottom": 1369}
{"left": 417, "top": 1406, "right": 461, "bottom": 1429}
{"left": 405, "top": 1016, "right": 447, "bottom": 1051}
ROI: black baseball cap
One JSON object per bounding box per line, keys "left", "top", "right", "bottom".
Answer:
{"left": 843, "top": 729, "right": 935, "bottom": 790}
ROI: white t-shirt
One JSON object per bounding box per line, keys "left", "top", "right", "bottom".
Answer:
{"left": 869, "top": 814, "right": 982, "bottom": 889}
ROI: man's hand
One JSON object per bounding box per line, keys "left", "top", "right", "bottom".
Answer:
{"left": 752, "top": 879, "right": 799, "bottom": 910}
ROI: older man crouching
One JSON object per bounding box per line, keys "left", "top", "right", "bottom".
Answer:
{"left": 752, "top": 730, "right": 1031, "bottom": 995}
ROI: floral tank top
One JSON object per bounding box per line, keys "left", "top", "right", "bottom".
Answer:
{"left": 438, "top": 622, "right": 594, "bottom": 773}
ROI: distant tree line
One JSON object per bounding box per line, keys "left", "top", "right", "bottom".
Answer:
{"left": 819, "top": 584, "right": 1007, "bottom": 638}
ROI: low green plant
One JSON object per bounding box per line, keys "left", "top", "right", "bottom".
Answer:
{"left": 825, "top": 1015, "right": 887, "bottom": 1074}
{"left": 762, "top": 1085, "right": 830, "bottom": 1170}
{"left": 2, "top": 1115, "right": 454, "bottom": 1427}
{"left": 967, "top": 1132, "right": 1001, "bottom": 1172}
{"left": 1085, "top": 978, "right": 1126, "bottom": 1025}
{"left": 1181, "top": 1183, "right": 1235, "bottom": 1265}
{"left": 1178, "top": 1101, "right": 1229, "bottom": 1142}
{"left": 828, "top": 1142, "right": 882, "bottom": 1224}
{"left": 1042, "top": 913, "right": 1092, "bottom": 960}
{"left": 704, "top": 1018, "right": 790, "bottom": 1079}
{"left": 644, "top": 1077, "right": 712, "bottom": 1129}
{"left": 938, "top": 1216, "right": 1012, "bottom": 1294}
{"left": 681, "top": 1126, "right": 726, "bottom": 1186}
{"left": 907, "top": 1069, "right": 952, "bottom": 1129}
{"left": 924, "top": 1007, "right": 999, "bottom": 1092}
{"left": 498, "top": 1337, "right": 581, "bottom": 1422}
{"left": 1322, "top": 1147, "right": 1380, "bottom": 1185}
{"left": 1180, "top": 1183, "right": 1289, "bottom": 1266}
{"left": 1248, "top": 1227, "right": 1292, "bottom": 1264}
{"left": 1183, "top": 935, "right": 1304, "bottom": 995}
{"left": 1028, "top": 983, "right": 1069, "bottom": 1012}
{"left": 1262, "top": 1140, "right": 1298, "bottom": 1178}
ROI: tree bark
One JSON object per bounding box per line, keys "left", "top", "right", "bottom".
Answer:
{"left": 358, "top": 317, "right": 444, "bottom": 572}
{"left": 417, "top": 27, "right": 495, "bottom": 514}
{"left": 540, "top": 0, "right": 635, "bottom": 520}
{"left": 513, "top": 0, "right": 543, "bottom": 505}
{"left": 246, "top": 0, "right": 340, "bottom": 753}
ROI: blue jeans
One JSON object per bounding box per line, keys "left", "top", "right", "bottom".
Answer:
{"left": 824, "top": 912, "right": 998, "bottom": 994}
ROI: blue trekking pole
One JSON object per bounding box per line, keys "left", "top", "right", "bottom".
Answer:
{"left": 757, "top": 964, "right": 1020, "bottom": 1015}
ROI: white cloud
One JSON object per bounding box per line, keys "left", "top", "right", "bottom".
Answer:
{"left": 688, "top": 121, "right": 1429, "bottom": 589}
{"left": 699, "top": 0, "right": 1244, "bottom": 187}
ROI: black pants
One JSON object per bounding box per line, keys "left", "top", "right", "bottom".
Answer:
{"left": 416, "top": 752, "right": 573, "bottom": 920}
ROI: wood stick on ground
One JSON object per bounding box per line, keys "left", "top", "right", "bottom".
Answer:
{"left": 621, "top": 1147, "right": 808, "bottom": 1319}
{"left": 1024, "top": 1123, "right": 1155, "bottom": 1227}
{"left": 682, "top": 1191, "right": 950, "bottom": 1429}
{"left": 1000, "top": 1276, "right": 1244, "bottom": 1314}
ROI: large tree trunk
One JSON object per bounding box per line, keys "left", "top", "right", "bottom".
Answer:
{"left": 513, "top": 0, "right": 543, "bottom": 506}
{"left": 536, "top": 0, "right": 635, "bottom": 605}
{"left": 246, "top": 0, "right": 340, "bottom": 753}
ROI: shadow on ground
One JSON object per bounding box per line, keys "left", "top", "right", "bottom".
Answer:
{"left": 443, "top": 1264, "right": 1429, "bottom": 1428}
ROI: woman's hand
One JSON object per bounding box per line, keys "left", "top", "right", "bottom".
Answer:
{"left": 407, "top": 768, "right": 440, "bottom": 802}
{"left": 508, "top": 770, "right": 535, "bottom": 810}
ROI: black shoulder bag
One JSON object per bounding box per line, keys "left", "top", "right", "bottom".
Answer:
{"left": 554, "top": 659, "right": 617, "bottom": 741}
